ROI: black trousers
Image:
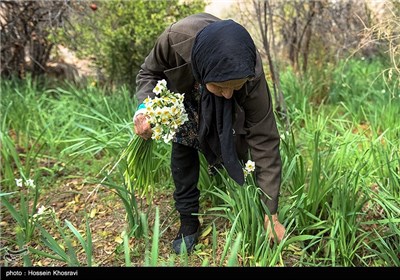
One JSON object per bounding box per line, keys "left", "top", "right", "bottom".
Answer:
{"left": 171, "top": 142, "right": 200, "bottom": 216}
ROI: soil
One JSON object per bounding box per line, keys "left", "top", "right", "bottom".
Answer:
{"left": 0, "top": 172, "right": 230, "bottom": 267}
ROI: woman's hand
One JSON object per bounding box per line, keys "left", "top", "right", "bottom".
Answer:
{"left": 264, "top": 214, "right": 286, "bottom": 243}
{"left": 134, "top": 113, "right": 152, "bottom": 140}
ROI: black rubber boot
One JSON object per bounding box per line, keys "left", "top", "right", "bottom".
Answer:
{"left": 172, "top": 215, "right": 200, "bottom": 254}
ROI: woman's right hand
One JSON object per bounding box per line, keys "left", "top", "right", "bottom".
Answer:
{"left": 134, "top": 113, "right": 152, "bottom": 140}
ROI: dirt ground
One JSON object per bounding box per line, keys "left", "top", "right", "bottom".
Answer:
{"left": 1, "top": 173, "right": 231, "bottom": 267}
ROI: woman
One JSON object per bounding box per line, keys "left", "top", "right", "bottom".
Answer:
{"left": 134, "top": 13, "right": 285, "bottom": 254}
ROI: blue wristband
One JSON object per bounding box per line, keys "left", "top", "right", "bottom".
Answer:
{"left": 137, "top": 103, "right": 146, "bottom": 110}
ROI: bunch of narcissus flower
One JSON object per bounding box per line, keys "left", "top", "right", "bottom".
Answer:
{"left": 124, "top": 79, "right": 188, "bottom": 201}
{"left": 143, "top": 79, "right": 188, "bottom": 143}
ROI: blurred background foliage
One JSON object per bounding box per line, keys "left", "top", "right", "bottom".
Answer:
{"left": 1, "top": 0, "right": 398, "bottom": 110}
{"left": 1, "top": 1, "right": 397, "bottom": 87}
{"left": 54, "top": 0, "right": 206, "bottom": 90}
{"left": 0, "top": 0, "right": 206, "bottom": 91}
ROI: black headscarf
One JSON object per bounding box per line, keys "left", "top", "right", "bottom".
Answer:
{"left": 191, "top": 19, "right": 256, "bottom": 186}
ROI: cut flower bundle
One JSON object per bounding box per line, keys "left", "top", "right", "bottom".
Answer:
{"left": 143, "top": 79, "right": 188, "bottom": 143}
{"left": 124, "top": 80, "right": 188, "bottom": 199}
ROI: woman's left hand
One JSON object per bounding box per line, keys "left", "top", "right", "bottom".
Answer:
{"left": 264, "top": 214, "right": 286, "bottom": 243}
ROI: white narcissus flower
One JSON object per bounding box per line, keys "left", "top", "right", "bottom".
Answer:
{"left": 170, "top": 105, "right": 179, "bottom": 116}
{"left": 153, "top": 79, "right": 168, "bottom": 95}
{"left": 155, "top": 107, "right": 163, "bottom": 117}
{"left": 162, "top": 133, "right": 173, "bottom": 144}
{"left": 144, "top": 97, "right": 153, "bottom": 107}
{"left": 33, "top": 205, "right": 47, "bottom": 220}
{"left": 245, "top": 160, "right": 255, "bottom": 172}
{"left": 158, "top": 79, "right": 167, "bottom": 88}
{"left": 153, "top": 85, "right": 162, "bottom": 95}
{"left": 26, "top": 179, "right": 36, "bottom": 188}
{"left": 37, "top": 205, "right": 46, "bottom": 215}
{"left": 15, "top": 178, "right": 23, "bottom": 187}
{"left": 152, "top": 126, "right": 163, "bottom": 141}
{"left": 243, "top": 160, "right": 256, "bottom": 178}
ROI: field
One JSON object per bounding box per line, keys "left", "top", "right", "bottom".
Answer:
{"left": 1, "top": 58, "right": 399, "bottom": 267}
